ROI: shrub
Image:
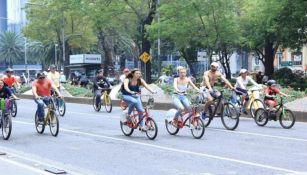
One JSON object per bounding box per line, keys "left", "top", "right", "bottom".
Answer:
{"left": 63, "top": 84, "right": 92, "bottom": 97}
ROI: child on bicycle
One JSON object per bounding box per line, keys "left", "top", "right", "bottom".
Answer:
{"left": 264, "top": 80, "right": 288, "bottom": 117}
{"left": 0, "top": 80, "right": 19, "bottom": 113}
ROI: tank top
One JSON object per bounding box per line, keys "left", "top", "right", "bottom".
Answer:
{"left": 175, "top": 78, "right": 188, "bottom": 92}
{"left": 121, "top": 79, "right": 141, "bottom": 95}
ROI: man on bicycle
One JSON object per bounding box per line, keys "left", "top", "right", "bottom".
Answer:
{"left": 47, "top": 65, "right": 61, "bottom": 91}
{"left": 234, "top": 69, "right": 262, "bottom": 114}
{"left": 201, "top": 62, "right": 234, "bottom": 119}
{"left": 32, "top": 72, "right": 62, "bottom": 123}
{"left": 0, "top": 80, "right": 19, "bottom": 114}
{"left": 93, "top": 69, "right": 112, "bottom": 109}
{"left": 2, "top": 68, "right": 21, "bottom": 93}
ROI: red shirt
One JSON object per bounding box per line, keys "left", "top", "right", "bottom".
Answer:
{"left": 264, "top": 87, "right": 280, "bottom": 100}
{"left": 32, "top": 79, "right": 52, "bottom": 96}
{"left": 2, "top": 75, "right": 17, "bottom": 87}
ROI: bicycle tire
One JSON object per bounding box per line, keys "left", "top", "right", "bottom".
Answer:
{"left": 190, "top": 117, "right": 205, "bottom": 139}
{"left": 249, "top": 99, "right": 265, "bottom": 118}
{"left": 35, "top": 111, "right": 45, "bottom": 134}
{"left": 93, "top": 96, "right": 101, "bottom": 112}
{"left": 104, "top": 94, "right": 113, "bottom": 113}
{"left": 254, "top": 108, "right": 269, "bottom": 126}
{"left": 221, "top": 102, "right": 240, "bottom": 130}
{"left": 11, "top": 100, "right": 17, "bottom": 117}
{"left": 1, "top": 114, "right": 12, "bottom": 140}
{"left": 165, "top": 119, "right": 179, "bottom": 135}
{"left": 145, "top": 117, "right": 158, "bottom": 140}
{"left": 49, "top": 111, "right": 59, "bottom": 136}
{"left": 57, "top": 99, "right": 66, "bottom": 116}
{"left": 279, "top": 109, "right": 295, "bottom": 129}
{"left": 120, "top": 121, "right": 134, "bottom": 136}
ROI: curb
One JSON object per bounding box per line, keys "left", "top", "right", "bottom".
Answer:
{"left": 19, "top": 94, "right": 306, "bottom": 122}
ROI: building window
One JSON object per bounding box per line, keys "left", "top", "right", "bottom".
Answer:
{"left": 292, "top": 52, "right": 302, "bottom": 66}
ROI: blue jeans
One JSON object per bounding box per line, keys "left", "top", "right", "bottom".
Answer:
{"left": 122, "top": 95, "right": 144, "bottom": 126}
{"left": 34, "top": 97, "right": 51, "bottom": 122}
{"left": 94, "top": 90, "right": 102, "bottom": 107}
{"left": 172, "top": 94, "right": 191, "bottom": 119}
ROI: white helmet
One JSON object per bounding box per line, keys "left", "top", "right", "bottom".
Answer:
{"left": 210, "top": 62, "right": 219, "bottom": 68}
{"left": 240, "top": 69, "right": 248, "bottom": 74}
{"left": 165, "top": 109, "right": 177, "bottom": 122}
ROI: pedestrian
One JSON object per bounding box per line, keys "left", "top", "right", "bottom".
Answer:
{"left": 256, "top": 71, "right": 263, "bottom": 84}
{"left": 158, "top": 72, "right": 169, "bottom": 85}
{"left": 119, "top": 68, "right": 130, "bottom": 84}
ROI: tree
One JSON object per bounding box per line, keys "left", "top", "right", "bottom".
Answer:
{"left": 0, "top": 31, "right": 24, "bottom": 67}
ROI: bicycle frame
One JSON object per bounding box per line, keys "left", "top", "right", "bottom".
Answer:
{"left": 207, "top": 92, "right": 224, "bottom": 119}
{"left": 176, "top": 105, "right": 199, "bottom": 129}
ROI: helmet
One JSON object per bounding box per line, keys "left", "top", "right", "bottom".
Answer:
{"left": 267, "top": 80, "right": 276, "bottom": 87}
{"left": 49, "top": 64, "right": 56, "bottom": 69}
{"left": 123, "top": 68, "right": 129, "bottom": 73}
{"left": 210, "top": 62, "right": 219, "bottom": 68}
{"left": 6, "top": 68, "right": 13, "bottom": 72}
{"left": 36, "top": 72, "right": 46, "bottom": 79}
{"left": 240, "top": 69, "right": 248, "bottom": 74}
{"left": 165, "top": 109, "right": 177, "bottom": 122}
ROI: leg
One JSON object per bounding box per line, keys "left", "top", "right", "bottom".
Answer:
{"left": 132, "top": 96, "right": 145, "bottom": 126}
{"left": 123, "top": 95, "right": 138, "bottom": 115}
{"left": 4, "top": 98, "right": 10, "bottom": 114}
{"left": 34, "top": 99, "right": 45, "bottom": 122}
{"left": 172, "top": 95, "right": 185, "bottom": 119}
{"left": 94, "top": 90, "right": 102, "bottom": 107}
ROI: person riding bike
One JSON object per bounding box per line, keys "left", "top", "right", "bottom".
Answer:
{"left": 201, "top": 62, "right": 234, "bottom": 119}
{"left": 32, "top": 72, "right": 62, "bottom": 123}
{"left": 2, "top": 68, "right": 21, "bottom": 93}
{"left": 234, "top": 69, "right": 262, "bottom": 114}
{"left": 0, "top": 80, "right": 19, "bottom": 114}
{"left": 119, "top": 68, "right": 130, "bottom": 84}
{"left": 47, "top": 65, "right": 61, "bottom": 91}
{"left": 121, "top": 68, "right": 156, "bottom": 131}
{"left": 93, "top": 69, "right": 112, "bottom": 108}
{"left": 264, "top": 80, "right": 288, "bottom": 117}
{"left": 172, "top": 66, "right": 199, "bottom": 126}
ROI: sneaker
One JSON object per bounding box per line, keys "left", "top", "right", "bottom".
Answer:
{"left": 201, "top": 112, "right": 206, "bottom": 120}
{"left": 139, "top": 126, "right": 148, "bottom": 132}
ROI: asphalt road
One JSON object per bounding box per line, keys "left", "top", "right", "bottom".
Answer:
{"left": 0, "top": 99, "right": 306, "bottom": 175}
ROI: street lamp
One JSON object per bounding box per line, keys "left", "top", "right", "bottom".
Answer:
{"left": 23, "top": 37, "right": 29, "bottom": 82}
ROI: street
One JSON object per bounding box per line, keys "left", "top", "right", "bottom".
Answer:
{"left": 0, "top": 99, "right": 307, "bottom": 175}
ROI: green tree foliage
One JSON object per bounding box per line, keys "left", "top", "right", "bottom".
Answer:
{"left": 0, "top": 31, "right": 24, "bottom": 67}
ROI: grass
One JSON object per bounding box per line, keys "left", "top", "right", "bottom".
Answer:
{"left": 63, "top": 84, "right": 92, "bottom": 97}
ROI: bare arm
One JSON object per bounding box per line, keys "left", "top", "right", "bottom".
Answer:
{"left": 249, "top": 76, "right": 261, "bottom": 88}
{"left": 141, "top": 79, "right": 155, "bottom": 94}
{"left": 32, "top": 85, "right": 39, "bottom": 99}
{"left": 220, "top": 73, "right": 234, "bottom": 89}
{"left": 51, "top": 84, "right": 61, "bottom": 97}
{"left": 188, "top": 78, "right": 199, "bottom": 91}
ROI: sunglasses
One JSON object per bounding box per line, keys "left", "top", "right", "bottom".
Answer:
{"left": 39, "top": 77, "right": 46, "bottom": 79}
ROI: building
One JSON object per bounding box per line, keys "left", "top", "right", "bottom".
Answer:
{"left": 0, "top": 0, "right": 7, "bottom": 31}
{"left": 7, "top": 0, "right": 27, "bottom": 33}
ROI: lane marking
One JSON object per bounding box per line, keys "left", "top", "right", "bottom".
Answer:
{"left": 15, "top": 108, "right": 307, "bottom": 143}
{"left": 0, "top": 157, "right": 52, "bottom": 175}
{"left": 13, "top": 120, "right": 303, "bottom": 174}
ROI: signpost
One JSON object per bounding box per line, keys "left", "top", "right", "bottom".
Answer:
{"left": 139, "top": 52, "right": 150, "bottom": 81}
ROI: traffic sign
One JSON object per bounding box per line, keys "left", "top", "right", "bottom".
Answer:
{"left": 139, "top": 52, "right": 150, "bottom": 63}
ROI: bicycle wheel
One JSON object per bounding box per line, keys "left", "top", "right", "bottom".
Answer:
{"left": 120, "top": 100, "right": 127, "bottom": 110}
{"left": 57, "top": 98, "right": 66, "bottom": 116}
{"left": 279, "top": 109, "right": 295, "bottom": 129}
{"left": 93, "top": 96, "right": 101, "bottom": 112}
{"left": 254, "top": 108, "right": 269, "bottom": 126}
{"left": 249, "top": 99, "right": 265, "bottom": 118}
{"left": 35, "top": 111, "right": 45, "bottom": 134}
{"left": 202, "top": 106, "right": 213, "bottom": 127}
{"left": 120, "top": 121, "right": 134, "bottom": 136}
{"left": 1, "top": 114, "right": 12, "bottom": 140}
{"left": 221, "top": 102, "right": 239, "bottom": 130}
{"left": 190, "top": 117, "right": 205, "bottom": 139}
{"left": 145, "top": 117, "right": 158, "bottom": 140}
{"left": 10, "top": 100, "right": 17, "bottom": 117}
{"left": 104, "top": 94, "right": 113, "bottom": 113}
{"left": 49, "top": 111, "right": 59, "bottom": 136}
{"left": 165, "top": 119, "right": 179, "bottom": 135}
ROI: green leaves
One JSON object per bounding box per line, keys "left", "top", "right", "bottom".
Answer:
{"left": 0, "top": 31, "right": 24, "bottom": 66}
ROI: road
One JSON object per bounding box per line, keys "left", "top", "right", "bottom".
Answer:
{"left": 0, "top": 99, "right": 307, "bottom": 175}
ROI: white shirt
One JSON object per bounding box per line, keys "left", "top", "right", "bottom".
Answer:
{"left": 235, "top": 76, "right": 259, "bottom": 90}
{"left": 120, "top": 74, "right": 126, "bottom": 83}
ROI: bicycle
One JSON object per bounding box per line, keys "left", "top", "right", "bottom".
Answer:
{"left": 0, "top": 98, "right": 17, "bottom": 140}
{"left": 232, "top": 86, "right": 265, "bottom": 118}
{"left": 51, "top": 91, "right": 66, "bottom": 116}
{"left": 201, "top": 89, "right": 240, "bottom": 130}
{"left": 8, "top": 86, "right": 19, "bottom": 118}
{"left": 254, "top": 96, "right": 295, "bottom": 129}
{"left": 165, "top": 92, "right": 205, "bottom": 139}
{"left": 34, "top": 97, "right": 59, "bottom": 137}
{"left": 93, "top": 88, "right": 112, "bottom": 113}
{"left": 120, "top": 94, "right": 158, "bottom": 140}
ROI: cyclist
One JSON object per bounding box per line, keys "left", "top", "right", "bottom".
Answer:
{"left": 47, "top": 65, "right": 60, "bottom": 91}
{"left": 201, "top": 62, "right": 234, "bottom": 119}
{"left": 121, "top": 68, "right": 156, "bottom": 131}
{"left": 264, "top": 80, "right": 288, "bottom": 117}
{"left": 0, "top": 80, "right": 19, "bottom": 113}
{"left": 93, "top": 69, "right": 112, "bottom": 109}
{"left": 234, "top": 69, "right": 262, "bottom": 114}
{"left": 172, "top": 66, "right": 199, "bottom": 126}
{"left": 32, "top": 72, "right": 62, "bottom": 123}
{"left": 2, "top": 68, "right": 21, "bottom": 93}
{"left": 119, "top": 68, "right": 130, "bottom": 84}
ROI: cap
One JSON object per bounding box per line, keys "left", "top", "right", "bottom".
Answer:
{"left": 240, "top": 69, "right": 248, "bottom": 74}
{"left": 210, "top": 62, "right": 219, "bottom": 68}
{"left": 6, "top": 68, "right": 13, "bottom": 72}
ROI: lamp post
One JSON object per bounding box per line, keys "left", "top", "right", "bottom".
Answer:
{"left": 23, "top": 37, "right": 29, "bottom": 82}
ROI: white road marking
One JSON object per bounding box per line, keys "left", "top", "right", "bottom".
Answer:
{"left": 13, "top": 120, "right": 304, "bottom": 174}
{"left": 0, "top": 156, "right": 52, "bottom": 175}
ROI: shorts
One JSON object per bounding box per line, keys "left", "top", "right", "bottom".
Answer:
{"left": 264, "top": 99, "right": 278, "bottom": 107}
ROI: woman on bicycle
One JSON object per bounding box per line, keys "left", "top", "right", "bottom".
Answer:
{"left": 235, "top": 69, "right": 261, "bottom": 114}
{"left": 121, "top": 68, "right": 156, "bottom": 131}
{"left": 93, "top": 69, "right": 112, "bottom": 109}
{"left": 172, "top": 67, "right": 199, "bottom": 126}
{"left": 0, "top": 80, "right": 19, "bottom": 113}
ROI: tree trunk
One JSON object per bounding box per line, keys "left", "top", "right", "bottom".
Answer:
{"left": 264, "top": 40, "right": 275, "bottom": 78}
{"left": 98, "top": 29, "right": 113, "bottom": 76}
